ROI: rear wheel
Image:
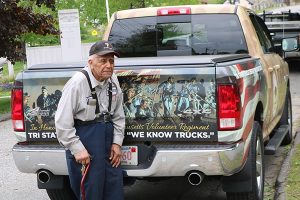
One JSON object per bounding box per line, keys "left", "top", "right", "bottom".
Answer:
{"left": 226, "top": 122, "right": 264, "bottom": 200}
{"left": 280, "top": 89, "right": 293, "bottom": 145}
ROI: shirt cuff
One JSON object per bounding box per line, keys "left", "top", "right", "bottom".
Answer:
{"left": 69, "top": 140, "right": 86, "bottom": 155}
{"left": 113, "top": 134, "right": 124, "bottom": 146}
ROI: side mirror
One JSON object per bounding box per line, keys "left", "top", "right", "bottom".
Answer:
{"left": 282, "top": 36, "right": 299, "bottom": 52}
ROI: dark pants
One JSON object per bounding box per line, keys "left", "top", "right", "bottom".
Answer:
{"left": 66, "top": 122, "right": 123, "bottom": 200}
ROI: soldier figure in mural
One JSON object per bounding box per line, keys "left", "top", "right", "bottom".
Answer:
{"left": 207, "top": 79, "right": 215, "bottom": 96}
{"left": 136, "top": 77, "right": 152, "bottom": 98}
{"left": 123, "top": 86, "right": 139, "bottom": 118}
{"left": 135, "top": 98, "right": 154, "bottom": 119}
{"left": 195, "top": 78, "right": 207, "bottom": 113}
{"left": 36, "top": 86, "right": 61, "bottom": 124}
{"left": 37, "top": 86, "right": 51, "bottom": 109}
{"left": 187, "top": 77, "right": 200, "bottom": 114}
{"left": 24, "top": 92, "right": 39, "bottom": 125}
{"left": 175, "top": 80, "right": 190, "bottom": 115}
{"left": 197, "top": 79, "right": 206, "bottom": 101}
{"left": 156, "top": 76, "right": 176, "bottom": 117}
{"left": 48, "top": 90, "right": 62, "bottom": 119}
{"left": 120, "top": 79, "right": 129, "bottom": 94}
{"left": 202, "top": 79, "right": 216, "bottom": 115}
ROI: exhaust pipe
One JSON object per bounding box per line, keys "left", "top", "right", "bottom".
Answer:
{"left": 187, "top": 171, "right": 204, "bottom": 186}
{"left": 37, "top": 170, "right": 65, "bottom": 189}
{"left": 37, "top": 170, "right": 51, "bottom": 184}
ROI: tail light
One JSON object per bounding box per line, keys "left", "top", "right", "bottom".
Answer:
{"left": 218, "top": 84, "right": 242, "bottom": 131}
{"left": 11, "top": 88, "right": 24, "bottom": 132}
{"left": 157, "top": 7, "right": 191, "bottom": 16}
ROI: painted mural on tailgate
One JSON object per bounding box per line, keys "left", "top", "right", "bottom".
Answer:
{"left": 116, "top": 67, "right": 218, "bottom": 142}
{"left": 23, "top": 67, "right": 218, "bottom": 142}
{"left": 23, "top": 76, "right": 68, "bottom": 141}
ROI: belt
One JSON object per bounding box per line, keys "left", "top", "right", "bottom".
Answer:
{"left": 74, "top": 113, "right": 112, "bottom": 126}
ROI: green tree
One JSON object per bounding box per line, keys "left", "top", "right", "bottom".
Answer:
{"left": 0, "top": 0, "right": 58, "bottom": 62}
{"left": 2, "top": 0, "right": 227, "bottom": 61}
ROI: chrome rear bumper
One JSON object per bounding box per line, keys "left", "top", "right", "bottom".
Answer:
{"left": 12, "top": 141, "right": 246, "bottom": 177}
{"left": 125, "top": 142, "right": 246, "bottom": 177}
{"left": 12, "top": 144, "right": 68, "bottom": 175}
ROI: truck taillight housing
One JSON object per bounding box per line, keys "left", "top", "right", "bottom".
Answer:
{"left": 11, "top": 88, "right": 24, "bottom": 132}
{"left": 218, "top": 84, "right": 242, "bottom": 131}
{"left": 157, "top": 7, "right": 191, "bottom": 16}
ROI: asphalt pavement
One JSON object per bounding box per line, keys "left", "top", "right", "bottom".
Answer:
{"left": 0, "top": 120, "right": 49, "bottom": 200}
{"left": 0, "top": 112, "right": 11, "bottom": 122}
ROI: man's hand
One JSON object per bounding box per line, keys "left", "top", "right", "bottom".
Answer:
{"left": 74, "top": 149, "right": 90, "bottom": 165}
{"left": 110, "top": 144, "right": 122, "bottom": 168}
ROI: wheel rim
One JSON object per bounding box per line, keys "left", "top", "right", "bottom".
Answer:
{"left": 256, "top": 138, "right": 263, "bottom": 197}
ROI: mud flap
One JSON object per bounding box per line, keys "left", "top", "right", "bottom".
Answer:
{"left": 221, "top": 158, "right": 253, "bottom": 192}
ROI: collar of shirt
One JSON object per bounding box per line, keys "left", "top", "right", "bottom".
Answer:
{"left": 85, "top": 66, "right": 106, "bottom": 88}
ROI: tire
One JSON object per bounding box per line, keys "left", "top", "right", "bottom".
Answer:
{"left": 46, "top": 177, "right": 76, "bottom": 200}
{"left": 123, "top": 177, "right": 136, "bottom": 186}
{"left": 226, "top": 122, "right": 264, "bottom": 200}
{"left": 280, "top": 89, "right": 293, "bottom": 145}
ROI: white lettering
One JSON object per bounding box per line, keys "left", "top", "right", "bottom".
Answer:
{"left": 174, "top": 132, "right": 211, "bottom": 139}
{"left": 127, "top": 132, "right": 144, "bottom": 138}
{"left": 146, "top": 132, "right": 172, "bottom": 138}
{"left": 27, "top": 132, "right": 40, "bottom": 138}
{"left": 41, "top": 132, "right": 57, "bottom": 139}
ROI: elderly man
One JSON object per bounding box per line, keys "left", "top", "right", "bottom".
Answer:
{"left": 55, "top": 41, "right": 125, "bottom": 200}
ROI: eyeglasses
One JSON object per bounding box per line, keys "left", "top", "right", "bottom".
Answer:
{"left": 95, "top": 56, "right": 114, "bottom": 65}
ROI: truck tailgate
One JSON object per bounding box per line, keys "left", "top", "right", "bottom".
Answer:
{"left": 22, "top": 69, "right": 77, "bottom": 141}
{"left": 22, "top": 64, "right": 217, "bottom": 143}
{"left": 116, "top": 65, "right": 217, "bottom": 143}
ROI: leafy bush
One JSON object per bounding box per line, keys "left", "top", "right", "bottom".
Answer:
{"left": 22, "top": 33, "right": 60, "bottom": 47}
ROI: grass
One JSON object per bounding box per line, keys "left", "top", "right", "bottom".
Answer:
{"left": 0, "top": 89, "right": 11, "bottom": 114}
{"left": 264, "top": 185, "right": 275, "bottom": 200}
{"left": 0, "top": 61, "right": 23, "bottom": 114}
{"left": 286, "top": 144, "right": 300, "bottom": 199}
{"left": 0, "top": 98, "right": 11, "bottom": 115}
{"left": 0, "top": 90, "right": 10, "bottom": 97}
{"left": 0, "top": 61, "right": 25, "bottom": 83}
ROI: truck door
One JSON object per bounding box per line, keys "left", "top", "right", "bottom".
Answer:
{"left": 249, "top": 14, "right": 287, "bottom": 123}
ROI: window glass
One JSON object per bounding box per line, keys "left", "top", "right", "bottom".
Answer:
{"left": 109, "top": 14, "right": 248, "bottom": 57}
{"left": 157, "top": 22, "right": 192, "bottom": 56}
{"left": 249, "top": 13, "right": 274, "bottom": 53}
{"left": 255, "top": 15, "right": 274, "bottom": 52}
{"left": 191, "top": 14, "right": 248, "bottom": 55}
{"left": 109, "top": 17, "right": 157, "bottom": 57}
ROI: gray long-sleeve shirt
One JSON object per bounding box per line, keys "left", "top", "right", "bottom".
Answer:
{"left": 55, "top": 66, "right": 125, "bottom": 155}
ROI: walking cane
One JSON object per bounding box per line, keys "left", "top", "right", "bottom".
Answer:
{"left": 80, "top": 163, "right": 91, "bottom": 200}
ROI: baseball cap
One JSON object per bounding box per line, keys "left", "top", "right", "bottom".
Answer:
{"left": 41, "top": 86, "right": 46, "bottom": 90}
{"left": 24, "top": 92, "right": 30, "bottom": 97}
{"left": 89, "top": 41, "right": 120, "bottom": 57}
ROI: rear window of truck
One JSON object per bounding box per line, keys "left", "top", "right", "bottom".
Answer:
{"left": 108, "top": 14, "right": 248, "bottom": 57}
